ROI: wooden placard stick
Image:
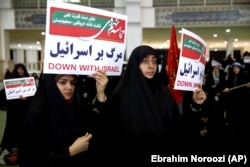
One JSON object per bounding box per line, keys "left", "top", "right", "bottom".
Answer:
{"left": 228, "top": 83, "right": 249, "bottom": 91}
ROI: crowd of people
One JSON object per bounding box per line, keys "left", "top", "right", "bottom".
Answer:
{"left": 0, "top": 47, "right": 249, "bottom": 166}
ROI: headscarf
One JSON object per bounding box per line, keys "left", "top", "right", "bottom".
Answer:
{"left": 231, "top": 61, "right": 242, "bottom": 68}
{"left": 20, "top": 73, "right": 97, "bottom": 166}
{"left": 31, "top": 74, "right": 82, "bottom": 127}
{"left": 111, "top": 45, "right": 180, "bottom": 140}
{"left": 8, "top": 63, "right": 29, "bottom": 79}
{"left": 227, "top": 61, "right": 246, "bottom": 87}
{"left": 24, "top": 74, "right": 89, "bottom": 155}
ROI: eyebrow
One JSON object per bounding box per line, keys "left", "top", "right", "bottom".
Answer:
{"left": 58, "top": 78, "right": 76, "bottom": 81}
{"left": 145, "top": 56, "right": 157, "bottom": 58}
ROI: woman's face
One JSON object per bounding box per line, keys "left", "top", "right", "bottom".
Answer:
{"left": 17, "top": 67, "right": 25, "bottom": 76}
{"left": 139, "top": 55, "right": 158, "bottom": 79}
{"left": 56, "top": 75, "right": 77, "bottom": 103}
{"left": 213, "top": 67, "right": 220, "bottom": 74}
{"left": 233, "top": 66, "right": 240, "bottom": 74}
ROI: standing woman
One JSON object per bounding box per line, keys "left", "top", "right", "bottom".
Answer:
{"left": 104, "top": 45, "right": 181, "bottom": 165}
{"left": 1, "top": 63, "right": 32, "bottom": 163}
{"left": 18, "top": 70, "right": 108, "bottom": 167}
{"left": 102, "top": 45, "right": 207, "bottom": 166}
{"left": 223, "top": 62, "right": 250, "bottom": 143}
{"left": 204, "top": 63, "right": 228, "bottom": 140}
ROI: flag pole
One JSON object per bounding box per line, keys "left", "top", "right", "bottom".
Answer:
{"left": 227, "top": 83, "right": 250, "bottom": 91}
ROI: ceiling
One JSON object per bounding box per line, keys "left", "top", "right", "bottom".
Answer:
{"left": 143, "top": 26, "right": 250, "bottom": 53}
{"left": 9, "top": 29, "right": 45, "bottom": 50}
{"left": 8, "top": 26, "right": 250, "bottom": 54}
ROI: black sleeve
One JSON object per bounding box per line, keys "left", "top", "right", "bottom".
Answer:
{"left": 48, "top": 147, "right": 70, "bottom": 163}
{"left": 94, "top": 96, "right": 109, "bottom": 115}
{"left": 0, "top": 88, "right": 7, "bottom": 110}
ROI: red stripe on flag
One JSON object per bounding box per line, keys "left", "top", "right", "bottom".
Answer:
{"left": 167, "top": 25, "right": 184, "bottom": 103}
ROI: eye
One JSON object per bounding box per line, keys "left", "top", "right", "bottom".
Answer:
{"left": 151, "top": 59, "right": 157, "bottom": 64}
{"left": 70, "top": 80, "right": 77, "bottom": 85}
{"left": 142, "top": 59, "right": 149, "bottom": 64}
{"left": 141, "top": 58, "right": 157, "bottom": 65}
{"left": 58, "top": 80, "right": 67, "bottom": 85}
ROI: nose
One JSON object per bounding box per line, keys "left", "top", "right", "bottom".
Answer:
{"left": 148, "top": 61, "right": 154, "bottom": 68}
{"left": 65, "top": 82, "right": 73, "bottom": 89}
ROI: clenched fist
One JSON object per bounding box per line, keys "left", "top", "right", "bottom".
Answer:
{"left": 69, "top": 132, "right": 93, "bottom": 156}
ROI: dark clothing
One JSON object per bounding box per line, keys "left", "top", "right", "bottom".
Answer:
{"left": 177, "top": 90, "right": 232, "bottom": 155}
{"left": 224, "top": 66, "right": 249, "bottom": 136}
{"left": 205, "top": 68, "right": 227, "bottom": 111}
{"left": 225, "top": 83, "right": 250, "bottom": 155}
{"left": 4, "top": 71, "right": 11, "bottom": 79}
{"left": 204, "top": 68, "right": 228, "bottom": 140}
{"left": 81, "top": 76, "right": 97, "bottom": 102}
{"left": 18, "top": 74, "right": 106, "bottom": 167}
{"left": 7, "top": 63, "right": 29, "bottom": 80}
{"left": 237, "top": 88, "right": 250, "bottom": 147}
{"left": 102, "top": 45, "right": 180, "bottom": 166}
{"left": 105, "top": 76, "right": 120, "bottom": 98}
{"left": 159, "top": 61, "right": 169, "bottom": 86}
{"left": 1, "top": 98, "right": 32, "bottom": 150}
{"left": 177, "top": 91, "right": 210, "bottom": 152}
{"left": 0, "top": 88, "right": 7, "bottom": 110}
{"left": 1, "top": 63, "right": 32, "bottom": 151}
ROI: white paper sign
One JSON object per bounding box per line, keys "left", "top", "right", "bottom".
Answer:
{"left": 43, "top": 0, "right": 128, "bottom": 76}
{"left": 4, "top": 77, "right": 37, "bottom": 100}
{"left": 174, "top": 28, "right": 207, "bottom": 91}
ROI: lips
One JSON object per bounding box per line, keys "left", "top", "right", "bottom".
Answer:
{"left": 64, "top": 93, "right": 72, "bottom": 96}
{"left": 146, "top": 72, "right": 155, "bottom": 75}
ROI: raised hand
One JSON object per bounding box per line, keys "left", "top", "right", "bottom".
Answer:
{"left": 89, "top": 70, "right": 108, "bottom": 102}
{"left": 192, "top": 86, "right": 207, "bottom": 105}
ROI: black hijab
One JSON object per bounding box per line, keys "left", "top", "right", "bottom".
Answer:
{"left": 20, "top": 74, "right": 94, "bottom": 166}
{"left": 110, "top": 45, "right": 180, "bottom": 140}
{"left": 9, "top": 63, "right": 29, "bottom": 79}
{"left": 23, "top": 74, "right": 90, "bottom": 154}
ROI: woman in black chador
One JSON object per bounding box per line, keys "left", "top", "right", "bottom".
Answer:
{"left": 204, "top": 63, "right": 228, "bottom": 141}
{"left": 102, "top": 45, "right": 207, "bottom": 166}
{"left": 18, "top": 70, "right": 108, "bottom": 167}
{"left": 223, "top": 62, "right": 250, "bottom": 138}
{"left": 1, "top": 63, "right": 32, "bottom": 156}
{"left": 223, "top": 62, "right": 250, "bottom": 151}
